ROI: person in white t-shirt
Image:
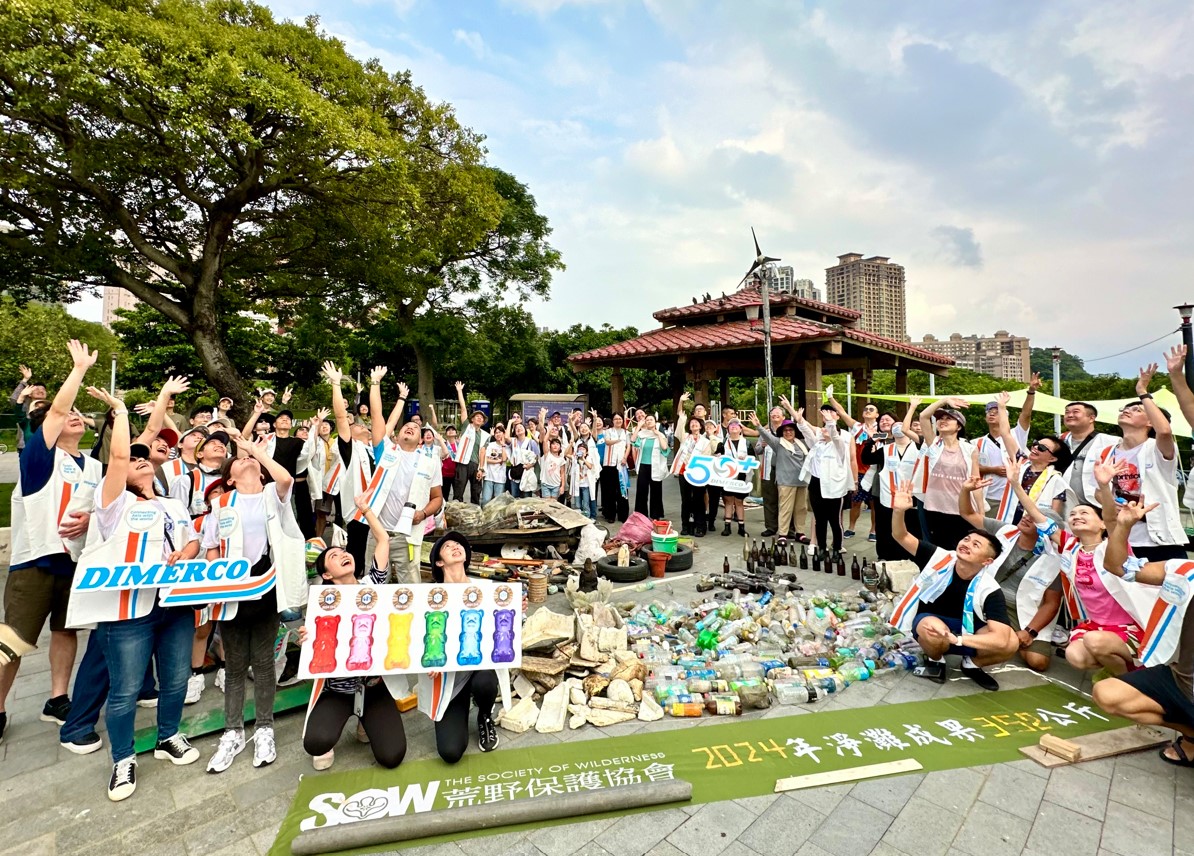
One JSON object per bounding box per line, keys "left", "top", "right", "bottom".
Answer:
{"left": 975, "top": 373, "right": 1040, "bottom": 511}
{"left": 540, "top": 439, "right": 566, "bottom": 499}
{"left": 480, "top": 425, "right": 508, "bottom": 506}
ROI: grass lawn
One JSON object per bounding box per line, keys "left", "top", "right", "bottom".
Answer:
{"left": 0, "top": 481, "right": 11, "bottom": 528}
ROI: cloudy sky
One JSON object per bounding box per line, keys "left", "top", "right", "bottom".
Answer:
{"left": 79, "top": 0, "right": 1194, "bottom": 376}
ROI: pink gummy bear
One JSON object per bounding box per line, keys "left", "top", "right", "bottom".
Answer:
{"left": 347, "top": 613, "right": 376, "bottom": 672}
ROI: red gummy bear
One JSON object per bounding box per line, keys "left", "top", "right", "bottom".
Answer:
{"left": 310, "top": 615, "right": 341, "bottom": 674}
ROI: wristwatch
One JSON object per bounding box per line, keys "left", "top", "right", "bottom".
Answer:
{"left": 1025, "top": 627, "right": 1039, "bottom": 639}
{"left": 1139, "top": 393, "right": 1154, "bottom": 401}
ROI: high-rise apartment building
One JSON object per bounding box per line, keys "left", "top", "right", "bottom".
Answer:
{"left": 101, "top": 284, "right": 138, "bottom": 328}
{"left": 824, "top": 253, "right": 907, "bottom": 341}
{"left": 917, "top": 331, "right": 1032, "bottom": 381}
{"left": 771, "top": 267, "right": 822, "bottom": 302}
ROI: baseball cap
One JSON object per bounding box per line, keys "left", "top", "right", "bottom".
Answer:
{"left": 129, "top": 443, "right": 151, "bottom": 461}
{"left": 157, "top": 426, "right": 180, "bottom": 448}
{"left": 938, "top": 408, "right": 967, "bottom": 428}
{"left": 196, "top": 430, "right": 231, "bottom": 456}
{"left": 178, "top": 425, "right": 209, "bottom": 445}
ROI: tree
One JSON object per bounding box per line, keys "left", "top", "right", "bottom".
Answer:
{"left": 307, "top": 166, "right": 563, "bottom": 416}
{"left": 543, "top": 324, "right": 671, "bottom": 414}
{"left": 0, "top": 297, "right": 123, "bottom": 391}
{"left": 109, "top": 302, "right": 283, "bottom": 398}
{"left": 0, "top": 0, "right": 488, "bottom": 416}
{"left": 1030, "top": 348, "right": 1091, "bottom": 381}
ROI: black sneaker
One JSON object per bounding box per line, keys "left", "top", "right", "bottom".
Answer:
{"left": 277, "top": 651, "right": 302, "bottom": 687}
{"left": 61, "top": 731, "right": 104, "bottom": 755}
{"left": 40, "top": 695, "right": 71, "bottom": 725}
{"left": 0, "top": 711, "right": 7, "bottom": 746}
{"left": 961, "top": 665, "right": 1000, "bottom": 692}
{"left": 154, "top": 733, "right": 200, "bottom": 765}
{"left": 477, "top": 709, "right": 499, "bottom": 753}
{"left": 760, "top": 529, "right": 777, "bottom": 538}
{"left": 108, "top": 757, "right": 137, "bottom": 802}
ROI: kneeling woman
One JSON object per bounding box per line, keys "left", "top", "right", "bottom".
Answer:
{"left": 301, "top": 495, "right": 407, "bottom": 770}
{"left": 68, "top": 387, "right": 202, "bottom": 801}
{"left": 418, "top": 532, "right": 502, "bottom": 761}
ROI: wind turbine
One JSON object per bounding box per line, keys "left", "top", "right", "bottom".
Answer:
{"left": 737, "top": 228, "right": 779, "bottom": 411}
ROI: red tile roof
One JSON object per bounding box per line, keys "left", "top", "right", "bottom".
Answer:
{"left": 653, "top": 286, "right": 861, "bottom": 324}
{"left": 569, "top": 316, "right": 954, "bottom": 367}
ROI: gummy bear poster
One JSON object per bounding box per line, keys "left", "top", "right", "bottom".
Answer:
{"left": 297, "top": 582, "right": 524, "bottom": 678}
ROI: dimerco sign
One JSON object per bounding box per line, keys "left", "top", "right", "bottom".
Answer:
{"left": 75, "top": 558, "right": 252, "bottom": 592}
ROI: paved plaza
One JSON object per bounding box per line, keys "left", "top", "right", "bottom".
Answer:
{"left": 1, "top": 468, "right": 1189, "bottom": 856}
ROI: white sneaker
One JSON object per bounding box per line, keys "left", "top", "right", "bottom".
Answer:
{"left": 214, "top": 668, "right": 226, "bottom": 692}
{"left": 136, "top": 696, "right": 159, "bottom": 709}
{"left": 251, "top": 727, "right": 276, "bottom": 768}
{"left": 184, "top": 673, "right": 204, "bottom": 705}
{"left": 312, "top": 749, "right": 334, "bottom": 771}
{"left": 107, "top": 757, "right": 137, "bottom": 802}
{"left": 206, "top": 729, "right": 245, "bottom": 773}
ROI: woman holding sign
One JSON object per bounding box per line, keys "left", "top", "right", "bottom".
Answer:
{"left": 301, "top": 496, "right": 407, "bottom": 771}
{"left": 67, "top": 387, "right": 201, "bottom": 802}
{"left": 418, "top": 532, "right": 501, "bottom": 760}
{"left": 203, "top": 436, "right": 306, "bottom": 774}
{"left": 673, "top": 417, "right": 712, "bottom": 537}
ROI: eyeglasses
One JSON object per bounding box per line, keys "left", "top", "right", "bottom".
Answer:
{"left": 1119, "top": 404, "right": 1145, "bottom": 414}
{"left": 1030, "top": 442, "right": 1056, "bottom": 455}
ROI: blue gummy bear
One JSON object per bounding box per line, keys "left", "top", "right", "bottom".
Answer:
{"left": 457, "top": 609, "right": 484, "bottom": 666}
{"left": 492, "top": 609, "right": 516, "bottom": 663}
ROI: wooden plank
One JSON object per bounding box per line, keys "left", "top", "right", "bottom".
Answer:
{"left": 775, "top": 758, "right": 922, "bottom": 792}
{"left": 519, "top": 654, "right": 569, "bottom": 675}
{"left": 1019, "top": 725, "right": 1169, "bottom": 768}
{"left": 1039, "top": 734, "right": 1082, "bottom": 762}
{"left": 612, "top": 572, "right": 695, "bottom": 592}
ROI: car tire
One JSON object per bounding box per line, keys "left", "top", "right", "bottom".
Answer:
{"left": 595, "top": 554, "right": 649, "bottom": 582}
{"left": 639, "top": 544, "right": 694, "bottom": 572}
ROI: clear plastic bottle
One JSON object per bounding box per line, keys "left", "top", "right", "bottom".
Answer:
{"left": 773, "top": 679, "right": 817, "bottom": 705}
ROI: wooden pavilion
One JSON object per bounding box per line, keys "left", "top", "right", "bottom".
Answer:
{"left": 568, "top": 284, "right": 953, "bottom": 416}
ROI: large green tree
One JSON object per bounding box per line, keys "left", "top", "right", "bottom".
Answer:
{"left": 0, "top": 0, "right": 492, "bottom": 416}
{"left": 0, "top": 297, "right": 123, "bottom": 389}
{"left": 543, "top": 324, "right": 671, "bottom": 414}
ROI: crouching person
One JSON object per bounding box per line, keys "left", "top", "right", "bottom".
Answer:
{"left": 301, "top": 495, "right": 408, "bottom": 771}
{"left": 890, "top": 481, "right": 1020, "bottom": 691}
{"left": 1092, "top": 500, "right": 1194, "bottom": 767}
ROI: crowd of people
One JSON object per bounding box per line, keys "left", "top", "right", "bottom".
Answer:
{"left": 2, "top": 340, "right": 1193, "bottom": 803}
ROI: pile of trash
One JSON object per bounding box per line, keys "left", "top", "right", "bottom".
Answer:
{"left": 498, "top": 584, "right": 924, "bottom": 732}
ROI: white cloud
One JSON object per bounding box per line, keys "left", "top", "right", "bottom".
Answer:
{"left": 452, "top": 29, "right": 487, "bottom": 59}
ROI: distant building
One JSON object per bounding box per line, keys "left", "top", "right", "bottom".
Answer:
{"left": 825, "top": 253, "right": 907, "bottom": 341}
{"left": 918, "top": 330, "right": 1032, "bottom": 381}
{"left": 101, "top": 285, "right": 138, "bottom": 328}
{"left": 772, "top": 267, "right": 822, "bottom": 302}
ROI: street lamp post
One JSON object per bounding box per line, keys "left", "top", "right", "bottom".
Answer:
{"left": 1051, "top": 347, "right": 1062, "bottom": 434}
{"left": 1176, "top": 303, "right": 1194, "bottom": 386}
{"left": 760, "top": 268, "right": 774, "bottom": 410}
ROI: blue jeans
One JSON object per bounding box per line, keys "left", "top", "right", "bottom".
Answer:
{"left": 541, "top": 485, "right": 560, "bottom": 499}
{"left": 97, "top": 604, "right": 194, "bottom": 762}
{"left": 509, "top": 481, "right": 521, "bottom": 498}
{"left": 579, "top": 487, "right": 596, "bottom": 520}
{"left": 481, "top": 480, "right": 504, "bottom": 506}
{"left": 60, "top": 630, "right": 158, "bottom": 745}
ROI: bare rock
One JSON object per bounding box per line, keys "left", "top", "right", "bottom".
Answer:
{"left": 582, "top": 674, "right": 609, "bottom": 698}
{"left": 535, "top": 684, "right": 569, "bottom": 734}
{"left": 589, "top": 696, "right": 638, "bottom": 714}
{"left": 569, "top": 686, "right": 587, "bottom": 705}
{"left": 522, "top": 608, "right": 576, "bottom": 650}
{"left": 637, "top": 694, "right": 664, "bottom": 722}
{"left": 512, "top": 674, "right": 536, "bottom": 700}
{"left": 586, "top": 708, "right": 637, "bottom": 727}
{"left": 606, "top": 679, "right": 635, "bottom": 704}
{"left": 629, "top": 678, "right": 644, "bottom": 702}
{"left": 498, "top": 696, "right": 540, "bottom": 734}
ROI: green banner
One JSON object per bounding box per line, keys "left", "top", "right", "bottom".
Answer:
{"left": 270, "top": 683, "right": 1124, "bottom": 856}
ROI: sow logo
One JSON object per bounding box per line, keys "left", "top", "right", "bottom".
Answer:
{"left": 682, "top": 455, "right": 759, "bottom": 493}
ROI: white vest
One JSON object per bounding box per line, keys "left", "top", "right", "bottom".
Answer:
{"left": 1061, "top": 432, "right": 1117, "bottom": 507}
{"left": 910, "top": 437, "right": 976, "bottom": 499}
{"left": 799, "top": 433, "right": 852, "bottom": 499}
{"left": 569, "top": 440, "right": 599, "bottom": 496}
{"left": 877, "top": 441, "right": 919, "bottom": 508}
{"left": 1097, "top": 440, "right": 1186, "bottom": 546}
{"left": 161, "top": 457, "right": 192, "bottom": 493}
{"left": 602, "top": 428, "right": 629, "bottom": 468}
{"left": 338, "top": 439, "right": 373, "bottom": 511}
{"left": 453, "top": 424, "right": 490, "bottom": 465}
{"left": 352, "top": 444, "right": 438, "bottom": 550}
{"left": 635, "top": 432, "right": 669, "bottom": 480}
{"left": 671, "top": 435, "right": 711, "bottom": 477}
{"left": 210, "top": 487, "right": 307, "bottom": 612}
{"left": 66, "top": 494, "right": 192, "bottom": 628}
{"left": 11, "top": 449, "right": 101, "bottom": 565}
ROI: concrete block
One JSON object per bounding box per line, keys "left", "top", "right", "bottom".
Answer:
{"left": 606, "top": 679, "right": 635, "bottom": 703}
{"left": 637, "top": 694, "right": 663, "bottom": 722}
{"left": 498, "top": 696, "right": 539, "bottom": 733}
{"left": 536, "top": 684, "right": 569, "bottom": 734}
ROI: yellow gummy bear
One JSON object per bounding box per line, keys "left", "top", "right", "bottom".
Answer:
{"left": 384, "top": 613, "right": 413, "bottom": 670}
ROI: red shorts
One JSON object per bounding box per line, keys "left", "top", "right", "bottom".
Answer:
{"left": 1069, "top": 621, "right": 1142, "bottom": 655}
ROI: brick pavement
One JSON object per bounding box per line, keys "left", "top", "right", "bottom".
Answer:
{"left": 1, "top": 487, "right": 1190, "bottom": 856}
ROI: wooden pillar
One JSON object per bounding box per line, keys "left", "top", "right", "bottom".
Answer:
{"left": 852, "top": 368, "right": 871, "bottom": 415}
{"left": 694, "top": 377, "right": 710, "bottom": 412}
{"left": 610, "top": 368, "right": 625, "bottom": 416}
{"left": 719, "top": 375, "right": 730, "bottom": 411}
{"left": 894, "top": 367, "right": 908, "bottom": 419}
{"left": 803, "top": 358, "right": 822, "bottom": 419}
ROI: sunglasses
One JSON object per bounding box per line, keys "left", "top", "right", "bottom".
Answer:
{"left": 1030, "top": 442, "right": 1056, "bottom": 455}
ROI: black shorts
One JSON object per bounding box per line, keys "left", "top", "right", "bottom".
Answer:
{"left": 1118, "top": 665, "right": 1194, "bottom": 730}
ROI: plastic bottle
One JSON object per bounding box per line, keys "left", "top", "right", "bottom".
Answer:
{"left": 633, "top": 582, "right": 656, "bottom": 592}
{"left": 667, "top": 701, "right": 704, "bottom": 717}
{"left": 773, "top": 679, "right": 817, "bottom": 704}
{"left": 705, "top": 693, "right": 744, "bottom": 716}
{"left": 837, "top": 662, "right": 870, "bottom": 684}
